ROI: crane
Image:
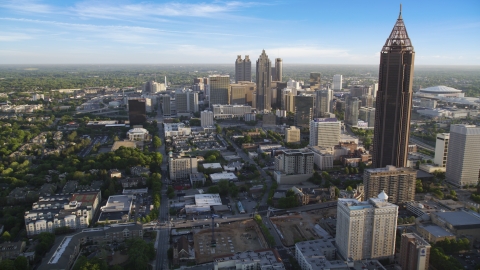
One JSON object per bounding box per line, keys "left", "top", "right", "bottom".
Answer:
{"left": 211, "top": 214, "right": 219, "bottom": 247}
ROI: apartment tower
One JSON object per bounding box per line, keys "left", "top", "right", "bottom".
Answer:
{"left": 445, "top": 125, "right": 480, "bottom": 187}
{"left": 294, "top": 95, "right": 314, "bottom": 129}
{"left": 372, "top": 7, "right": 415, "bottom": 168}
{"left": 335, "top": 191, "right": 398, "bottom": 261}
{"left": 256, "top": 50, "right": 272, "bottom": 112}
{"left": 363, "top": 165, "right": 416, "bottom": 204}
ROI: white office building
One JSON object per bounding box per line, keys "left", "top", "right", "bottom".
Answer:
{"left": 333, "top": 74, "right": 343, "bottom": 91}
{"left": 200, "top": 110, "right": 214, "bottom": 127}
{"left": 309, "top": 118, "right": 341, "bottom": 148}
{"left": 212, "top": 104, "right": 252, "bottom": 119}
{"left": 434, "top": 133, "right": 449, "bottom": 167}
{"left": 335, "top": 191, "right": 398, "bottom": 261}
{"left": 446, "top": 125, "right": 480, "bottom": 187}
{"left": 164, "top": 123, "right": 191, "bottom": 137}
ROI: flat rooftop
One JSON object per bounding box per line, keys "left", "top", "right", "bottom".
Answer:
{"left": 193, "top": 194, "right": 222, "bottom": 206}
{"left": 435, "top": 211, "right": 480, "bottom": 229}
{"left": 418, "top": 224, "right": 455, "bottom": 237}
{"left": 202, "top": 163, "right": 222, "bottom": 169}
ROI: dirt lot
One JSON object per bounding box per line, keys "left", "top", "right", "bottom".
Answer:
{"left": 193, "top": 220, "right": 266, "bottom": 264}
{"left": 270, "top": 208, "right": 337, "bottom": 246}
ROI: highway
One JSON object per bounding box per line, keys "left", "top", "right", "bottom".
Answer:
{"left": 409, "top": 136, "right": 435, "bottom": 152}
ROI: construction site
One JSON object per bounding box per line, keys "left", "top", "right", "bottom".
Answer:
{"left": 193, "top": 220, "right": 267, "bottom": 264}
{"left": 270, "top": 208, "right": 337, "bottom": 246}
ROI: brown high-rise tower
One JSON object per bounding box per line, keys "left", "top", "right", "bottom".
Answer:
{"left": 256, "top": 50, "right": 272, "bottom": 112}
{"left": 372, "top": 6, "right": 415, "bottom": 168}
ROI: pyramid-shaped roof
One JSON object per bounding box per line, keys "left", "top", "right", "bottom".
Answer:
{"left": 382, "top": 5, "right": 414, "bottom": 52}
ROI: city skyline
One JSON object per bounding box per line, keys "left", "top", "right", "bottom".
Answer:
{"left": 0, "top": 0, "right": 479, "bottom": 65}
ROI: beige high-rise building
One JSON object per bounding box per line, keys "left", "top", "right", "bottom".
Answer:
{"left": 309, "top": 118, "right": 341, "bottom": 148}
{"left": 335, "top": 191, "right": 398, "bottom": 261}
{"left": 399, "top": 233, "right": 431, "bottom": 270}
{"left": 256, "top": 50, "right": 272, "bottom": 112}
{"left": 284, "top": 91, "right": 295, "bottom": 113}
{"left": 235, "top": 55, "right": 251, "bottom": 83}
{"left": 229, "top": 82, "right": 255, "bottom": 105}
{"left": 363, "top": 165, "right": 416, "bottom": 204}
{"left": 169, "top": 156, "right": 198, "bottom": 180}
{"left": 445, "top": 125, "right": 480, "bottom": 187}
{"left": 285, "top": 126, "right": 301, "bottom": 144}
{"left": 434, "top": 133, "right": 449, "bottom": 167}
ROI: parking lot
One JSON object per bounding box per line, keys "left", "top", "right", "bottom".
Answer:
{"left": 78, "top": 135, "right": 108, "bottom": 157}
{"left": 454, "top": 252, "right": 480, "bottom": 269}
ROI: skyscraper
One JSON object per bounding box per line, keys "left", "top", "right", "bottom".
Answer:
{"left": 128, "top": 99, "right": 146, "bottom": 125}
{"left": 333, "top": 74, "right": 343, "bottom": 91}
{"left": 345, "top": 96, "right": 360, "bottom": 127}
{"left": 445, "top": 125, "right": 480, "bottom": 187}
{"left": 294, "top": 95, "right": 314, "bottom": 128}
{"left": 256, "top": 50, "right": 272, "bottom": 112}
{"left": 162, "top": 95, "right": 171, "bottom": 117}
{"left": 175, "top": 89, "right": 198, "bottom": 113}
{"left": 372, "top": 8, "right": 415, "bottom": 168}
{"left": 336, "top": 191, "right": 398, "bottom": 261}
{"left": 309, "top": 72, "right": 321, "bottom": 90}
{"left": 315, "top": 88, "right": 332, "bottom": 117}
{"left": 274, "top": 58, "right": 283, "bottom": 82}
{"left": 235, "top": 55, "right": 251, "bottom": 83}
{"left": 209, "top": 75, "right": 230, "bottom": 107}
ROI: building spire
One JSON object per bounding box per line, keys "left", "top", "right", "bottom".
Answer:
{"left": 382, "top": 5, "right": 413, "bottom": 52}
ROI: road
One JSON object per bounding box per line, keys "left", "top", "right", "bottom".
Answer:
{"left": 409, "top": 136, "right": 435, "bottom": 152}
{"left": 152, "top": 103, "right": 171, "bottom": 270}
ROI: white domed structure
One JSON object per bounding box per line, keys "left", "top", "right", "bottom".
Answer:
{"left": 418, "top": 85, "right": 464, "bottom": 97}
{"left": 378, "top": 190, "right": 388, "bottom": 201}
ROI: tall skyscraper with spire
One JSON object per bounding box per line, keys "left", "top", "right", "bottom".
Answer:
{"left": 256, "top": 50, "right": 272, "bottom": 112}
{"left": 372, "top": 6, "right": 415, "bottom": 168}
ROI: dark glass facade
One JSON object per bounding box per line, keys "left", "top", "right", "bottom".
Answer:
{"left": 128, "top": 99, "right": 147, "bottom": 125}
{"left": 373, "top": 12, "right": 415, "bottom": 168}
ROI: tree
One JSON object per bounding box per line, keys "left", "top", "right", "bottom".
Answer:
{"left": 344, "top": 167, "right": 349, "bottom": 175}
{"left": 346, "top": 186, "right": 353, "bottom": 192}
{"left": 450, "top": 190, "right": 456, "bottom": 197}
{"left": 14, "top": 256, "right": 29, "bottom": 270}
{"left": 152, "top": 136, "right": 162, "bottom": 148}
{"left": 208, "top": 186, "right": 220, "bottom": 194}
{"left": 1, "top": 231, "right": 11, "bottom": 242}
{"left": 0, "top": 259, "right": 14, "bottom": 270}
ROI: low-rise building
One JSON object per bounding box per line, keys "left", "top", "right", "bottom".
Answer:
{"left": 214, "top": 249, "right": 285, "bottom": 270}
{"left": 38, "top": 223, "right": 143, "bottom": 270}
{"left": 131, "top": 166, "right": 151, "bottom": 176}
{"left": 431, "top": 210, "right": 480, "bottom": 240}
{"left": 25, "top": 191, "right": 101, "bottom": 236}
{"left": 118, "top": 177, "right": 146, "bottom": 188}
{"left": 127, "top": 127, "right": 151, "bottom": 141}
{"left": 285, "top": 126, "right": 301, "bottom": 144}
{"left": 173, "top": 236, "right": 195, "bottom": 264}
{"left": 98, "top": 195, "right": 133, "bottom": 224}
{"left": 416, "top": 223, "right": 455, "bottom": 243}
{"left": 210, "top": 172, "right": 238, "bottom": 183}
{"left": 164, "top": 123, "right": 192, "bottom": 137}
{"left": 0, "top": 241, "right": 26, "bottom": 260}
{"left": 291, "top": 187, "right": 309, "bottom": 205}
{"left": 309, "top": 146, "right": 334, "bottom": 170}
{"left": 295, "top": 239, "right": 345, "bottom": 270}
{"left": 189, "top": 172, "right": 206, "bottom": 186}
{"left": 109, "top": 169, "right": 122, "bottom": 179}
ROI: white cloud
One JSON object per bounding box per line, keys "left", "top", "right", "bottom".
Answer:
{"left": 71, "top": 1, "right": 264, "bottom": 19}
{"left": 0, "top": 32, "right": 33, "bottom": 41}
{"left": 0, "top": 0, "right": 54, "bottom": 14}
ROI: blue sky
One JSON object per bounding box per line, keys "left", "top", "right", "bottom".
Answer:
{"left": 0, "top": 0, "right": 479, "bottom": 65}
